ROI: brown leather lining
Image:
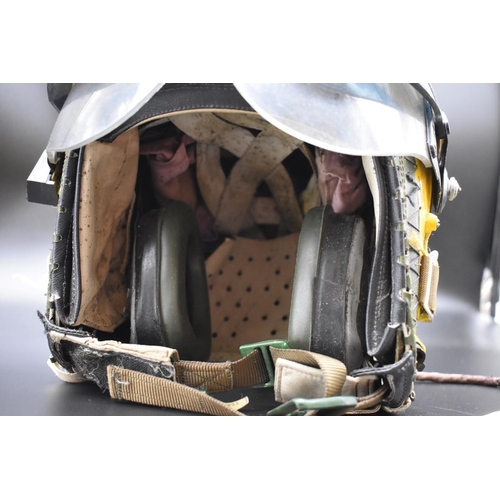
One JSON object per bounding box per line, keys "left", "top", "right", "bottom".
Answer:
{"left": 75, "top": 128, "right": 139, "bottom": 331}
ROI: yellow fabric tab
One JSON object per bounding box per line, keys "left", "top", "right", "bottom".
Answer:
{"left": 418, "top": 251, "right": 440, "bottom": 321}
{"left": 414, "top": 159, "right": 438, "bottom": 254}
{"left": 414, "top": 159, "right": 441, "bottom": 323}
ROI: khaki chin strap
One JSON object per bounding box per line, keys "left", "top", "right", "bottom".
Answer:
{"left": 105, "top": 345, "right": 384, "bottom": 416}
{"left": 107, "top": 348, "right": 270, "bottom": 416}
{"left": 45, "top": 325, "right": 387, "bottom": 415}
{"left": 169, "top": 112, "right": 306, "bottom": 236}
{"left": 108, "top": 366, "right": 247, "bottom": 415}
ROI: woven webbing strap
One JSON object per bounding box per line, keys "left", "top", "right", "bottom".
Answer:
{"left": 107, "top": 348, "right": 269, "bottom": 415}
{"left": 106, "top": 346, "right": 352, "bottom": 415}
{"left": 419, "top": 252, "right": 440, "bottom": 318}
{"left": 170, "top": 112, "right": 304, "bottom": 236}
{"left": 174, "top": 349, "right": 269, "bottom": 393}
{"left": 107, "top": 365, "right": 245, "bottom": 416}
{"left": 270, "top": 347, "right": 347, "bottom": 398}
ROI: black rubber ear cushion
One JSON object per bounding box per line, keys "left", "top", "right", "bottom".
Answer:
{"left": 288, "top": 204, "right": 368, "bottom": 372}
{"left": 130, "top": 201, "right": 211, "bottom": 361}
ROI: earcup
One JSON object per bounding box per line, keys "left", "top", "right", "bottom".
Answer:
{"left": 288, "top": 204, "right": 368, "bottom": 372}
{"left": 130, "top": 201, "right": 211, "bottom": 361}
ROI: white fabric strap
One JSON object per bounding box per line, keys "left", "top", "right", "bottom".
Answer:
{"left": 274, "top": 358, "right": 325, "bottom": 402}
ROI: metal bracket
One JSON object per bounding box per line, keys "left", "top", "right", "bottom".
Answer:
{"left": 26, "top": 150, "right": 58, "bottom": 206}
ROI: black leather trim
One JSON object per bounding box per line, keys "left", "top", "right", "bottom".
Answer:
{"left": 102, "top": 84, "right": 255, "bottom": 143}
{"left": 365, "top": 157, "right": 393, "bottom": 361}
{"left": 351, "top": 350, "right": 416, "bottom": 409}
{"left": 41, "top": 312, "right": 176, "bottom": 389}
{"left": 61, "top": 340, "right": 175, "bottom": 391}
{"left": 385, "top": 158, "right": 409, "bottom": 327}
{"left": 41, "top": 310, "right": 93, "bottom": 372}
{"left": 51, "top": 150, "right": 82, "bottom": 326}
{"left": 365, "top": 157, "right": 409, "bottom": 364}
{"left": 70, "top": 150, "right": 82, "bottom": 321}
{"left": 38, "top": 310, "right": 94, "bottom": 338}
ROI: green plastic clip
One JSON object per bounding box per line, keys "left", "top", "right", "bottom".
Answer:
{"left": 267, "top": 396, "right": 358, "bottom": 416}
{"left": 239, "top": 339, "right": 289, "bottom": 388}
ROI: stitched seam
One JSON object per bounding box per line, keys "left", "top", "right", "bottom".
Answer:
{"left": 178, "top": 366, "right": 233, "bottom": 392}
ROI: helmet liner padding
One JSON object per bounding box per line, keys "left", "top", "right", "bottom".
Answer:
{"left": 74, "top": 128, "right": 139, "bottom": 332}
{"left": 170, "top": 112, "right": 306, "bottom": 236}
{"left": 206, "top": 233, "right": 299, "bottom": 361}
{"left": 130, "top": 201, "right": 212, "bottom": 361}
{"left": 288, "top": 204, "right": 368, "bottom": 373}
{"left": 311, "top": 208, "right": 368, "bottom": 373}
{"left": 51, "top": 129, "right": 139, "bottom": 333}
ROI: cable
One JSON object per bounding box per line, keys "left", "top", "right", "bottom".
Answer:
{"left": 416, "top": 371, "right": 500, "bottom": 387}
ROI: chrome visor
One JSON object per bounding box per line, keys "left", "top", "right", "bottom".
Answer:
{"left": 234, "top": 83, "right": 432, "bottom": 166}
{"left": 47, "top": 83, "right": 434, "bottom": 167}
{"left": 47, "top": 83, "right": 164, "bottom": 153}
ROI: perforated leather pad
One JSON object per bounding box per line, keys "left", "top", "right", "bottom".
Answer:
{"left": 206, "top": 233, "right": 299, "bottom": 361}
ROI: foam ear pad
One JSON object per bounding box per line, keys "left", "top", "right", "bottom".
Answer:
{"left": 288, "top": 205, "right": 368, "bottom": 372}
{"left": 130, "top": 201, "right": 211, "bottom": 361}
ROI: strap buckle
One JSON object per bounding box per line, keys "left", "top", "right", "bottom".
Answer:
{"left": 267, "top": 395, "right": 358, "bottom": 416}
{"left": 239, "top": 339, "right": 289, "bottom": 387}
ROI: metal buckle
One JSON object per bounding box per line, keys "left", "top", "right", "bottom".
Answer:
{"left": 267, "top": 396, "right": 358, "bottom": 416}
{"left": 239, "top": 339, "right": 289, "bottom": 388}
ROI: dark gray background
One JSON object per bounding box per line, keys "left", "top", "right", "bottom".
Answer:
{"left": 1, "top": 83, "right": 500, "bottom": 416}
